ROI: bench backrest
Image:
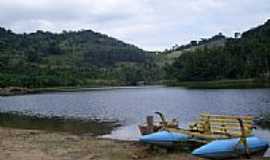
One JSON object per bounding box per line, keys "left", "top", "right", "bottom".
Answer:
{"left": 192, "top": 113, "right": 254, "bottom": 137}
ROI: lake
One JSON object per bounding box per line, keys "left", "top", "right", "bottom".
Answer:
{"left": 0, "top": 86, "right": 270, "bottom": 142}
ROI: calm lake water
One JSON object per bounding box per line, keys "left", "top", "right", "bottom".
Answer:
{"left": 0, "top": 86, "right": 270, "bottom": 142}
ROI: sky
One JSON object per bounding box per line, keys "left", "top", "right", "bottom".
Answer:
{"left": 0, "top": 0, "right": 270, "bottom": 51}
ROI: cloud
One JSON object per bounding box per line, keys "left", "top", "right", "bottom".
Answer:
{"left": 0, "top": 0, "right": 269, "bottom": 50}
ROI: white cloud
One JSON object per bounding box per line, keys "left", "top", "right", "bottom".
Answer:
{"left": 0, "top": 0, "right": 269, "bottom": 50}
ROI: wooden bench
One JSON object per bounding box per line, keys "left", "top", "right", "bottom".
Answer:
{"left": 188, "top": 113, "right": 255, "bottom": 139}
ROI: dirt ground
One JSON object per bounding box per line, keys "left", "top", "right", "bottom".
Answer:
{"left": 0, "top": 127, "right": 269, "bottom": 160}
{"left": 0, "top": 127, "right": 199, "bottom": 160}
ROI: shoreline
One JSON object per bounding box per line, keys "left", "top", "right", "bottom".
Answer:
{"left": 0, "top": 79, "right": 270, "bottom": 96}
{"left": 1, "top": 127, "right": 269, "bottom": 160}
{"left": 0, "top": 85, "right": 163, "bottom": 96}
{"left": 164, "top": 79, "right": 270, "bottom": 89}
{"left": 1, "top": 79, "right": 270, "bottom": 96}
{"left": 0, "top": 127, "right": 197, "bottom": 160}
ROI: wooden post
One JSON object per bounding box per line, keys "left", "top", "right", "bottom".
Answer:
{"left": 146, "top": 116, "right": 154, "bottom": 133}
{"left": 204, "top": 115, "right": 211, "bottom": 134}
{"left": 238, "top": 118, "right": 250, "bottom": 159}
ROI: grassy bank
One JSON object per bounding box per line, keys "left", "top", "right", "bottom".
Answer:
{"left": 164, "top": 79, "right": 270, "bottom": 89}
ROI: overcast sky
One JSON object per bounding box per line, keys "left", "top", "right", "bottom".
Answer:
{"left": 0, "top": 0, "right": 270, "bottom": 51}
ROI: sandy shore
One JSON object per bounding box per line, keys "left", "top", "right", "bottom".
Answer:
{"left": 0, "top": 127, "right": 197, "bottom": 160}
{"left": 1, "top": 127, "right": 269, "bottom": 160}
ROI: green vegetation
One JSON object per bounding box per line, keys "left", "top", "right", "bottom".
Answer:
{"left": 165, "top": 19, "right": 270, "bottom": 86}
{"left": 1, "top": 19, "right": 270, "bottom": 89}
{"left": 0, "top": 28, "right": 162, "bottom": 88}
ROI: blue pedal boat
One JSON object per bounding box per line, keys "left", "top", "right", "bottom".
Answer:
{"left": 192, "top": 136, "right": 269, "bottom": 159}
{"left": 139, "top": 131, "right": 189, "bottom": 147}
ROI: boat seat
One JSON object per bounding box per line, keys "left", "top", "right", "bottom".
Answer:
{"left": 189, "top": 113, "right": 254, "bottom": 138}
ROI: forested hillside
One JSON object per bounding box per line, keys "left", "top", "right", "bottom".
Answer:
{"left": 1, "top": 19, "right": 270, "bottom": 89}
{"left": 0, "top": 28, "right": 162, "bottom": 88}
{"left": 166, "top": 19, "right": 270, "bottom": 82}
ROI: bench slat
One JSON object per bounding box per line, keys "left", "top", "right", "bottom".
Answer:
{"left": 196, "top": 122, "right": 253, "bottom": 128}
{"left": 200, "top": 117, "right": 253, "bottom": 124}
{"left": 190, "top": 126, "right": 252, "bottom": 136}
{"left": 195, "top": 123, "right": 252, "bottom": 130}
{"left": 200, "top": 113, "right": 254, "bottom": 120}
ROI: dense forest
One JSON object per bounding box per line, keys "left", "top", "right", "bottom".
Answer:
{"left": 165, "top": 19, "right": 270, "bottom": 82}
{"left": 0, "top": 28, "right": 163, "bottom": 88}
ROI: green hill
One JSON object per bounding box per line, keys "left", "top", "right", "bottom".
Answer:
{"left": 163, "top": 33, "right": 227, "bottom": 64}
{"left": 0, "top": 28, "right": 162, "bottom": 88}
{"left": 2, "top": 19, "right": 270, "bottom": 89}
{"left": 166, "top": 19, "right": 270, "bottom": 82}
